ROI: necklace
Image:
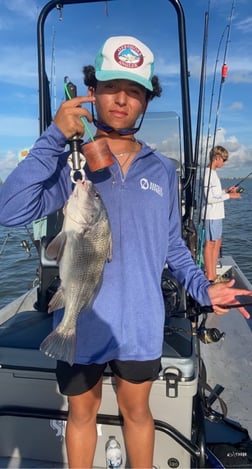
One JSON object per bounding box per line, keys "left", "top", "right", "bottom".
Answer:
{"left": 110, "top": 151, "right": 134, "bottom": 184}
{"left": 113, "top": 144, "right": 140, "bottom": 175}
{"left": 114, "top": 140, "right": 139, "bottom": 158}
{"left": 115, "top": 145, "right": 138, "bottom": 168}
{"left": 113, "top": 152, "right": 133, "bottom": 173}
{"left": 109, "top": 140, "right": 140, "bottom": 179}
{"left": 114, "top": 150, "right": 137, "bottom": 158}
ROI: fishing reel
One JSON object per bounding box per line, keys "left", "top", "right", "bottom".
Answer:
{"left": 20, "top": 239, "right": 32, "bottom": 255}
{"left": 197, "top": 315, "right": 225, "bottom": 344}
{"left": 161, "top": 267, "right": 185, "bottom": 319}
{"left": 236, "top": 186, "right": 244, "bottom": 193}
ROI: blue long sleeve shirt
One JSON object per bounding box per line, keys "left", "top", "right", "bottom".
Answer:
{"left": 0, "top": 123, "right": 211, "bottom": 364}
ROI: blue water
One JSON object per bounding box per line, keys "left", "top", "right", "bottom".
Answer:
{"left": 0, "top": 225, "right": 39, "bottom": 308}
{"left": 0, "top": 178, "right": 252, "bottom": 309}
{"left": 220, "top": 178, "right": 252, "bottom": 282}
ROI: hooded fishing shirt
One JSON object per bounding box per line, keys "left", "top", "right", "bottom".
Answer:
{"left": 0, "top": 123, "right": 211, "bottom": 364}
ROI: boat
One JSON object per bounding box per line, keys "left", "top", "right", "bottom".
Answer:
{"left": 0, "top": 0, "right": 252, "bottom": 467}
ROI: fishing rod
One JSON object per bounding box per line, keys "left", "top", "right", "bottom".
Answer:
{"left": 197, "top": 301, "right": 252, "bottom": 313}
{"left": 196, "top": 16, "right": 229, "bottom": 267}
{"left": 197, "top": 24, "right": 228, "bottom": 222}
{"left": 226, "top": 170, "right": 252, "bottom": 194}
{"left": 217, "top": 302, "right": 252, "bottom": 310}
{"left": 186, "top": 11, "right": 209, "bottom": 260}
{"left": 196, "top": 28, "right": 228, "bottom": 266}
{"left": 211, "top": 0, "right": 236, "bottom": 149}
{"left": 196, "top": 1, "right": 236, "bottom": 267}
{"left": 234, "top": 171, "right": 252, "bottom": 189}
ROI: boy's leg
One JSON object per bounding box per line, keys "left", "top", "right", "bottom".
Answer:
{"left": 204, "top": 219, "right": 222, "bottom": 281}
{"left": 111, "top": 358, "right": 161, "bottom": 469}
{"left": 116, "top": 377, "right": 154, "bottom": 468}
{"left": 56, "top": 361, "right": 106, "bottom": 468}
{"left": 204, "top": 239, "right": 217, "bottom": 281}
{"left": 66, "top": 378, "right": 103, "bottom": 468}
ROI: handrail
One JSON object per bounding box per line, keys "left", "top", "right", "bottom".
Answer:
{"left": 0, "top": 405, "right": 202, "bottom": 461}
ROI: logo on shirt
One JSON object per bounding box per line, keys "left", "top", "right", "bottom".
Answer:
{"left": 140, "top": 178, "right": 163, "bottom": 197}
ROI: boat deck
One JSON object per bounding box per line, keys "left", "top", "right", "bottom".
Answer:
{"left": 201, "top": 256, "right": 252, "bottom": 438}
{"left": 0, "top": 255, "right": 251, "bottom": 468}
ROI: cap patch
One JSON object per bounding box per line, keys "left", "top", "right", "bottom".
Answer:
{"left": 115, "top": 44, "right": 144, "bottom": 69}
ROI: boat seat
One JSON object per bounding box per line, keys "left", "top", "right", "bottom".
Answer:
{"left": 0, "top": 310, "right": 192, "bottom": 355}
{"left": 0, "top": 311, "right": 55, "bottom": 369}
{"left": 0, "top": 310, "right": 53, "bottom": 349}
{"left": 0, "top": 310, "right": 195, "bottom": 378}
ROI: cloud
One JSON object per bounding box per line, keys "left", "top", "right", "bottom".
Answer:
{"left": 199, "top": 127, "right": 252, "bottom": 177}
{"left": 228, "top": 71, "right": 252, "bottom": 84}
{"left": 0, "top": 151, "right": 19, "bottom": 181}
{"left": 229, "top": 101, "right": 243, "bottom": 111}
{"left": 187, "top": 52, "right": 252, "bottom": 84}
{"left": 0, "top": 45, "right": 37, "bottom": 87}
{"left": 0, "top": 115, "right": 38, "bottom": 181}
{"left": 187, "top": 55, "right": 203, "bottom": 79}
{"left": 2, "top": 0, "right": 39, "bottom": 21}
{"left": 213, "top": 129, "right": 252, "bottom": 175}
{"left": 0, "top": 116, "right": 38, "bottom": 137}
{"left": 236, "top": 16, "right": 252, "bottom": 34}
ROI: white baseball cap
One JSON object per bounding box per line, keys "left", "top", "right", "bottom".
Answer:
{"left": 95, "top": 36, "right": 154, "bottom": 91}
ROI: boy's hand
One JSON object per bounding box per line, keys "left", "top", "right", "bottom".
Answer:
{"left": 208, "top": 279, "right": 252, "bottom": 319}
{"left": 54, "top": 96, "right": 95, "bottom": 139}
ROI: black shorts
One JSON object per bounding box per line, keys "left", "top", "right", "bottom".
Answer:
{"left": 56, "top": 358, "right": 162, "bottom": 396}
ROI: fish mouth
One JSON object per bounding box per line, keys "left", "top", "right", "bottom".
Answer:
{"left": 74, "top": 179, "right": 95, "bottom": 199}
{"left": 76, "top": 179, "right": 86, "bottom": 186}
{"left": 76, "top": 179, "right": 92, "bottom": 189}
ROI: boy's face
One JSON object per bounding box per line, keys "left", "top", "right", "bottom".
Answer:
{"left": 92, "top": 79, "right": 147, "bottom": 131}
{"left": 215, "top": 154, "right": 227, "bottom": 168}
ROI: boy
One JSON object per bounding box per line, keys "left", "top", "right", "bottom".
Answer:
{"left": 0, "top": 38, "right": 251, "bottom": 468}
{"left": 203, "top": 145, "right": 241, "bottom": 282}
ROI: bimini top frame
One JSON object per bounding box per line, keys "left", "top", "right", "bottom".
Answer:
{"left": 37, "top": 0, "right": 193, "bottom": 190}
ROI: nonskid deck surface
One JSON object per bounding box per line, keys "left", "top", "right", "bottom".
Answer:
{"left": 201, "top": 257, "right": 252, "bottom": 437}
{"left": 201, "top": 306, "right": 252, "bottom": 437}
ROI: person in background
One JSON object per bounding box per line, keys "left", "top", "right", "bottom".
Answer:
{"left": 203, "top": 145, "right": 241, "bottom": 283}
{"left": 0, "top": 37, "right": 251, "bottom": 469}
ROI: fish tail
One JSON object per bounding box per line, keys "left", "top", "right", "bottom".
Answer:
{"left": 40, "top": 327, "right": 76, "bottom": 366}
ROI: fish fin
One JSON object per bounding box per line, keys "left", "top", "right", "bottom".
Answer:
{"left": 48, "top": 288, "right": 65, "bottom": 313}
{"left": 107, "top": 234, "right": 113, "bottom": 262}
{"left": 40, "top": 327, "right": 76, "bottom": 366}
{"left": 46, "top": 232, "right": 67, "bottom": 262}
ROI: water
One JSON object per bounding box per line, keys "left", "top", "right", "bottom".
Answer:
{"left": 220, "top": 178, "right": 252, "bottom": 284}
{"left": 0, "top": 225, "right": 39, "bottom": 309}
{"left": 194, "top": 177, "right": 252, "bottom": 284}
{"left": 0, "top": 178, "right": 252, "bottom": 309}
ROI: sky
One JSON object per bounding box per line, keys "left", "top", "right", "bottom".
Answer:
{"left": 0, "top": 0, "right": 251, "bottom": 181}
